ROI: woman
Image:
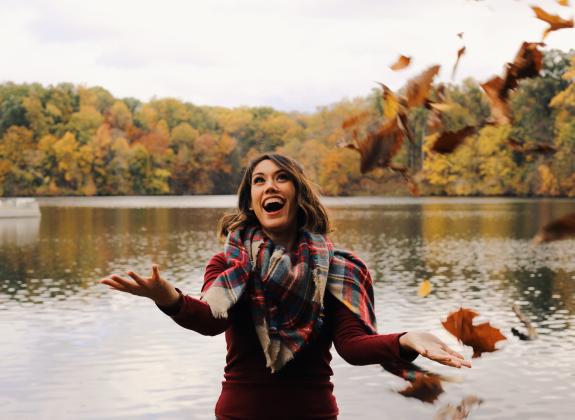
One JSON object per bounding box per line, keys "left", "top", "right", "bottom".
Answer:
{"left": 101, "top": 153, "right": 470, "bottom": 419}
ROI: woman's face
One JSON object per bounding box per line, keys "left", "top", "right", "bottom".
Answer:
{"left": 250, "top": 159, "right": 298, "bottom": 236}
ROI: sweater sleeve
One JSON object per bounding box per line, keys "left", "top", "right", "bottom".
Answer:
{"left": 328, "top": 293, "right": 418, "bottom": 365}
{"left": 157, "top": 252, "right": 230, "bottom": 336}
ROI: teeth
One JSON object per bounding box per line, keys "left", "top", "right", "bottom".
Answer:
{"left": 263, "top": 198, "right": 284, "bottom": 206}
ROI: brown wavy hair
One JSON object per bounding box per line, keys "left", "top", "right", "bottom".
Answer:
{"left": 218, "top": 153, "right": 332, "bottom": 238}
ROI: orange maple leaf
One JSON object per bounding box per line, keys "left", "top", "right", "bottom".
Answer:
{"left": 442, "top": 307, "right": 506, "bottom": 358}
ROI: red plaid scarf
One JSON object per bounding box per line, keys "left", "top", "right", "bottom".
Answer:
{"left": 202, "top": 226, "right": 377, "bottom": 372}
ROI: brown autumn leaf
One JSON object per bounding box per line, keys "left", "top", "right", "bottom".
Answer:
{"left": 504, "top": 42, "right": 545, "bottom": 92}
{"left": 434, "top": 395, "right": 484, "bottom": 420}
{"left": 532, "top": 212, "right": 575, "bottom": 244}
{"left": 430, "top": 126, "right": 477, "bottom": 154}
{"left": 442, "top": 307, "right": 506, "bottom": 358}
{"left": 481, "top": 42, "right": 544, "bottom": 126}
{"left": 340, "top": 116, "right": 405, "bottom": 174}
{"left": 452, "top": 46, "right": 466, "bottom": 80}
{"left": 508, "top": 138, "right": 557, "bottom": 156}
{"left": 457, "top": 32, "right": 464, "bottom": 39}
{"left": 406, "top": 65, "right": 441, "bottom": 108}
{"left": 481, "top": 76, "right": 512, "bottom": 125}
{"left": 399, "top": 374, "right": 444, "bottom": 404}
{"left": 390, "top": 54, "right": 412, "bottom": 71}
{"left": 531, "top": 6, "right": 574, "bottom": 40}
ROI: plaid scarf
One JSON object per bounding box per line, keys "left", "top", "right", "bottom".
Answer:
{"left": 202, "top": 225, "right": 377, "bottom": 372}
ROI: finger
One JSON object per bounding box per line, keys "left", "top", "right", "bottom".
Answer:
{"left": 110, "top": 274, "right": 140, "bottom": 290}
{"left": 100, "top": 278, "right": 130, "bottom": 292}
{"left": 152, "top": 264, "right": 160, "bottom": 280}
{"left": 127, "top": 271, "right": 147, "bottom": 286}
{"left": 441, "top": 344, "right": 465, "bottom": 360}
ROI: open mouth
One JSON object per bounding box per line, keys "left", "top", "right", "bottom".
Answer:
{"left": 263, "top": 198, "right": 285, "bottom": 213}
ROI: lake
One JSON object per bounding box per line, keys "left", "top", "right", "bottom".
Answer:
{"left": 1, "top": 196, "right": 574, "bottom": 419}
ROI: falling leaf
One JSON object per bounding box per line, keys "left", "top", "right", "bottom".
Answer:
{"left": 418, "top": 279, "right": 432, "bottom": 297}
{"left": 390, "top": 54, "right": 412, "bottom": 71}
{"left": 452, "top": 46, "right": 466, "bottom": 80}
{"left": 378, "top": 83, "right": 402, "bottom": 120}
{"left": 531, "top": 6, "right": 574, "bottom": 40}
{"left": 481, "top": 42, "right": 544, "bottom": 126}
{"left": 511, "top": 304, "right": 538, "bottom": 340}
{"left": 399, "top": 375, "right": 444, "bottom": 403}
{"left": 434, "top": 395, "right": 484, "bottom": 420}
{"left": 508, "top": 138, "right": 557, "bottom": 156}
{"left": 430, "top": 126, "right": 477, "bottom": 154}
{"left": 457, "top": 32, "right": 464, "bottom": 39}
{"left": 341, "top": 111, "right": 371, "bottom": 130}
{"left": 532, "top": 212, "right": 575, "bottom": 244}
{"left": 406, "top": 65, "right": 441, "bottom": 108}
{"left": 442, "top": 307, "right": 506, "bottom": 358}
{"left": 341, "top": 116, "right": 405, "bottom": 174}
{"left": 481, "top": 76, "right": 512, "bottom": 125}
{"left": 557, "top": 0, "right": 570, "bottom": 6}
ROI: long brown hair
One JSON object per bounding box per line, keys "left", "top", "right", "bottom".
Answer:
{"left": 218, "top": 153, "right": 331, "bottom": 238}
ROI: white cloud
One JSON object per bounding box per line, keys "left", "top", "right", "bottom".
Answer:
{"left": 0, "top": 0, "right": 573, "bottom": 112}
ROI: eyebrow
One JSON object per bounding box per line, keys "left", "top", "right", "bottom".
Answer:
{"left": 252, "top": 169, "right": 285, "bottom": 178}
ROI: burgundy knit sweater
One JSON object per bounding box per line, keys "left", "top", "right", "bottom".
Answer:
{"left": 159, "top": 252, "right": 416, "bottom": 420}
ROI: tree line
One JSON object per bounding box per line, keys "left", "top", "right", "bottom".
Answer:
{"left": 0, "top": 49, "right": 573, "bottom": 197}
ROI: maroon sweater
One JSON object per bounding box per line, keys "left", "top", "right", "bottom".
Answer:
{"left": 159, "top": 252, "right": 416, "bottom": 420}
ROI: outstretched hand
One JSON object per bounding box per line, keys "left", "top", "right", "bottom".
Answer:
{"left": 400, "top": 331, "right": 472, "bottom": 369}
{"left": 100, "top": 265, "right": 180, "bottom": 307}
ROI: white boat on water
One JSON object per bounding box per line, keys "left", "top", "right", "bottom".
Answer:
{"left": 0, "top": 198, "right": 41, "bottom": 218}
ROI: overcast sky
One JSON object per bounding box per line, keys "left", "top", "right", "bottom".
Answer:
{"left": 0, "top": 0, "right": 573, "bottom": 112}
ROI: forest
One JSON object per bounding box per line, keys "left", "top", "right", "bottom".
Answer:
{"left": 0, "top": 48, "right": 573, "bottom": 197}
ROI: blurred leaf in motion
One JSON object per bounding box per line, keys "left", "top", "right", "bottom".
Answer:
{"left": 434, "top": 395, "right": 484, "bottom": 420}
{"left": 532, "top": 212, "right": 575, "bottom": 244}
{"left": 390, "top": 55, "right": 412, "bottom": 71}
{"left": 418, "top": 279, "right": 432, "bottom": 297}
{"left": 531, "top": 6, "right": 574, "bottom": 40}
{"left": 430, "top": 126, "right": 477, "bottom": 154}
{"left": 399, "top": 375, "right": 444, "bottom": 403}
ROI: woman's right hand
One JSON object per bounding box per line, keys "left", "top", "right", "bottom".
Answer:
{"left": 100, "top": 264, "right": 180, "bottom": 307}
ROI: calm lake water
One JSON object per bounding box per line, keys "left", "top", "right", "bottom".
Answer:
{"left": 1, "top": 196, "right": 575, "bottom": 420}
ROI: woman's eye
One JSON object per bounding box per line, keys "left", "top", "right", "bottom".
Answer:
{"left": 277, "top": 173, "right": 289, "bottom": 182}
{"left": 253, "top": 176, "right": 264, "bottom": 184}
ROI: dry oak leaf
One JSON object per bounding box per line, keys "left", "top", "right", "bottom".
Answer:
{"left": 406, "top": 65, "right": 441, "bottom": 108}
{"left": 399, "top": 374, "right": 444, "bottom": 404}
{"left": 442, "top": 307, "right": 506, "bottom": 358}
{"left": 390, "top": 54, "right": 412, "bottom": 71}
{"left": 430, "top": 126, "right": 477, "bottom": 155}
{"left": 532, "top": 212, "right": 575, "bottom": 244}
{"left": 531, "top": 5, "right": 574, "bottom": 40}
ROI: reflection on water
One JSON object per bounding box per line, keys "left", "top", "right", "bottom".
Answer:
{"left": 1, "top": 197, "right": 575, "bottom": 419}
{"left": 0, "top": 217, "right": 40, "bottom": 247}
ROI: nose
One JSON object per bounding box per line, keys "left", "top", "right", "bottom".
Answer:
{"left": 264, "top": 178, "right": 279, "bottom": 192}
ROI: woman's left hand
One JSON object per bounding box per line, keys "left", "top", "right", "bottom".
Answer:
{"left": 399, "top": 331, "right": 472, "bottom": 368}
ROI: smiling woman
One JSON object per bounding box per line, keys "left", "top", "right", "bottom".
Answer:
{"left": 100, "top": 153, "right": 470, "bottom": 419}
